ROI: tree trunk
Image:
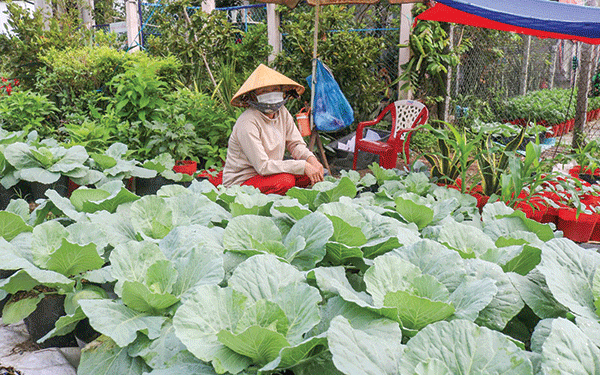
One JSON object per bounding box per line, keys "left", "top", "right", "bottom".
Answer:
{"left": 572, "top": 42, "right": 592, "bottom": 149}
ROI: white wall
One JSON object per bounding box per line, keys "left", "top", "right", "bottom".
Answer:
{"left": 0, "top": 1, "right": 35, "bottom": 35}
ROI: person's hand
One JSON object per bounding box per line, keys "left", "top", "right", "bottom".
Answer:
{"left": 305, "top": 157, "right": 324, "bottom": 184}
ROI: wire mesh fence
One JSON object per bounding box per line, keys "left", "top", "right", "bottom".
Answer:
{"left": 449, "top": 25, "right": 598, "bottom": 130}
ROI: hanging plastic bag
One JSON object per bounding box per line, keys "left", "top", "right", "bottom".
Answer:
{"left": 306, "top": 59, "right": 354, "bottom": 132}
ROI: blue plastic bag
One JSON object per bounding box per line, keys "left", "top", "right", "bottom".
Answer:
{"left": 306, "top": 60, "right": 354, "bottom": 132}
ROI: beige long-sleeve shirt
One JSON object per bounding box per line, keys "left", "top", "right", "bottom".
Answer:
{"left": 223, "top": 107, "right": 315, "bottom": 187}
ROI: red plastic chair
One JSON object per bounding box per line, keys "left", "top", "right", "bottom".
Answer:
{"left": 352, "top": 100, "right": 429, "bottom": 170}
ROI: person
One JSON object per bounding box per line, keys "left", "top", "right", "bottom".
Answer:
{"left": 222, "top": 64, "right": 324, "bottom": 195}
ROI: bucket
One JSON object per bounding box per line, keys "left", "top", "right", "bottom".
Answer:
{"left": 296, "top": 107, "right": 311, "bottom": 137}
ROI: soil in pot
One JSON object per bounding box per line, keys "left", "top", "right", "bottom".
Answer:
{"left": 23, "top": 294, "right": 77, "bottom": 348}
{"left": 556, "top": 208, "right": 599, "bottom": 243}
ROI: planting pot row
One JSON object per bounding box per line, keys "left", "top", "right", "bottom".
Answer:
{"left": 0, "top": 176, "right": 69, "bottom": 210}
{"left": 508, "top": 108, "right": 600, "bottom": 138}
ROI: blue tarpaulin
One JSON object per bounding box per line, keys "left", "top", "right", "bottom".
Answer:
{"left": 417, "top": 0, "right": 600, "bottom": 44}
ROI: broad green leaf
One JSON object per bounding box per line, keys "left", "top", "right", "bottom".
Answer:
{"left": 122, "top": 281, "right": 180, "bottom": 312}
{"left": 127, "top": 321, "right": 189, "bottom": 371}
{"left": 272, "top": 199, "right": 312, "bottom": 221}
{"left": 45, "top": 238, "right": 103, "bottom": 277}
{"left": 384, "top": 291, "right": 455, "bottom": 332}
{"left": 228, "top": 254, "right": 304, "bottom": 302}
{"left": 501, "top": 245, "right": 541, "bottom": 275}
{"left": 395, "top": 197, "right": 434, "bottom": 229}
{"left": 260, "top": 335, "right": 328, "bottom": 372}
{"left": 66, "top": 222, "right": 110, "bottom": 256}
{"left": 400, "top": 320, "right": 533, "bottom": 374}
{"left": 283, "top": 212, "right": 333, "bottom": 270}
{"left": 158, "top": 225, "right": 224, "bottom": 298}
{"left": 312, "top": 267, "right": 373, "bottom": 307}
{"left": 324, "top": 241, "right": 364, "bottom": 266}
{"left": 508, "top": 271, "right": 569, "bottom": 320}
{"left": 173, "top": 284, "right": 248, "bottom": 362}
{"left": 286, "top": 187, "right": 319, "bottom": 210}
{"left": 448, "top": 278, "right": 497, "bottom": 321}
{"left": 272, "top": 283, "right": 322, "bottom": 343}
{"left": 31, "top": 220, "right": 69, "bottom": 268}
{"left": 313, "top": 177, "right": 357, "bottom": 207}
{"left": 364, "top": 255, "right": 422, "bottom": 307}
{"left": 142, "top": 351, "right": 218, "bottom": 375}
{"left": 0, "top": 211, "right": 32, "bottom": 241}
{"left": 235, "top": 299, "right": 289, "bottom": 335}
{"left": 328, "top": 215, "right": 367, "bottom": 246}
{"left": 130, "top": 196, "right": 173, "bottom": 239}
{"left": 79, "top": 299, "right": 166, "bottom": 347}
{"left": 0, "top": 267, "right": 73, "bottom": 293}
{"left": 2, "top": 294, "right": 44, "bottom": 324}
{"left": 217, "top": 326, "right": 290, "bottom": 366}
{"left": 19, "top": 167, "right": 60, "bottom": 184}
{"left": 229, "top": 193, "right": 274, "bottom": 217}
{"left": 318, "top": 201, "right": 364, "bottom": 227}
{"left": 467, "top": 259, "right": 523, "bottom": 331}
{"left": 78, "top": 335, "right": 150, "bottom": 375}
{"left": 5, "top": 199, "right": 30, "bottom": 221}
{"left": 538, "top": 238, "right": 600, "bottom": 320}
{"left": 328, "top": 316, "right": 403, "bottom": 375}
{"left": 436, "top": 219, "right": 496, "bottom": 259}
{"left": 167, "top": 194, "right": 230, "bottom": 227}
{"left": 533, "top": 318, "right": 600, "bottom": 374}
{"left": 109, "top": 241, "right": 166, "bottom": 295}
{"left": 393, "top": 239, "right": 467, "bottom": 293}
{"left": 498, "top": 211, "right": 555, "bottom": 242}
{"left": 223, "top": 215, "right": 282, "bottom": 252}
{"left": 70, "top": 188, "right": 111, "bottom": 211}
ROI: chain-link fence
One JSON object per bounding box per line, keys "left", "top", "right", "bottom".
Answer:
{"left": 449, "top": 25, "right": 597, "bottom": 127}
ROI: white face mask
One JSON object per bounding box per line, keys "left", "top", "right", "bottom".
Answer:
{"left": 256, "top": 91, "right": 284, "bottom": 104}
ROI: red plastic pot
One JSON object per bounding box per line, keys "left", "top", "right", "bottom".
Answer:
{"left": 173, "top": 160, "right": 198, "bottom": 176}
{"left": 557, "top": 208, "right": 599, "bottom": 243}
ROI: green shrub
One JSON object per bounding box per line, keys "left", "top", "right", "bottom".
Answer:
{"left": 0, "top": 89, "right": 58, "bottom": 137}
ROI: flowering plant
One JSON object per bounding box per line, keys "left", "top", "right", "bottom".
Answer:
{"left": 0, "top": 77, "right": 19, "bottom": 96}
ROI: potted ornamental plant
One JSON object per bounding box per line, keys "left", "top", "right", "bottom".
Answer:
{"left": 1, "top": 135, "right": 102, "bottom": 201}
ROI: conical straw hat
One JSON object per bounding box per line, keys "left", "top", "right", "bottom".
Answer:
{"left": 230, "top": 64, "right": 305, "bottom": 107}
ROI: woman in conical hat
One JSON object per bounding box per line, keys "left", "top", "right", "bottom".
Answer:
{"left": 222, "top": 64, "right": 324, "bottom": 194}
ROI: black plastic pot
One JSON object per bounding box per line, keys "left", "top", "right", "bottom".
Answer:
{"left": 74, "top": 318, "right": 100, "bottom": 347}
{"left": 23, "top": 294, "right": 77, "bottom": 348}
{"left": 29, "top": 175, "right": 69, "bottom": 201}
{"left": 0, "top": 270, "right": 16, "bottom": 315}
{"left": 136, "top": 175, "right": 191, "bottom": 196}
{"left": 579, "top": 173, "right": 600, "bottom": 185}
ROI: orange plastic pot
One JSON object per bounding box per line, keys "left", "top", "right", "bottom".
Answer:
{"left": 557, "top": 208, "right": 599, "bottom": 243}
{"left": 173, "top": 160, "right": 198, "bottom": 175}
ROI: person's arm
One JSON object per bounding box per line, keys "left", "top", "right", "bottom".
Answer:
{"left": 304, "top": 155, "right": 324, "bottom": 184}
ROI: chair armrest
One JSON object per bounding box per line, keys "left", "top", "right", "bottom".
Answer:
{"left": 355, "top": 120, "right": 379, "bottom": 143}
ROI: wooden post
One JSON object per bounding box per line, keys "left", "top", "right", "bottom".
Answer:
{"left": 126, "top": 0, "right": 141, "bottom": 52}
{"left": 549, "top": 41, "right": 560, "bottom": 89}
{"left": 520, "top": 35, "right": 531, "bottom": 95}
{"left": 397, "top": 3, "right": 413, "bottom": 100}
{"left": 34, "top": 0, "right": 52, "bottom": 29}
{"left": 80, "top": 0, "right": 95, "bottom": 29}
{"left": 266, "top": 4, "right": 281, "bottom": 64}
{"left": 442, "top": 23, "right": 454, "bottom": 122}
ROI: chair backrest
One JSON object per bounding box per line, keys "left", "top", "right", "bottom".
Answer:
{"left": 388, "top": 100, "right": 429, "bottom": 144}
